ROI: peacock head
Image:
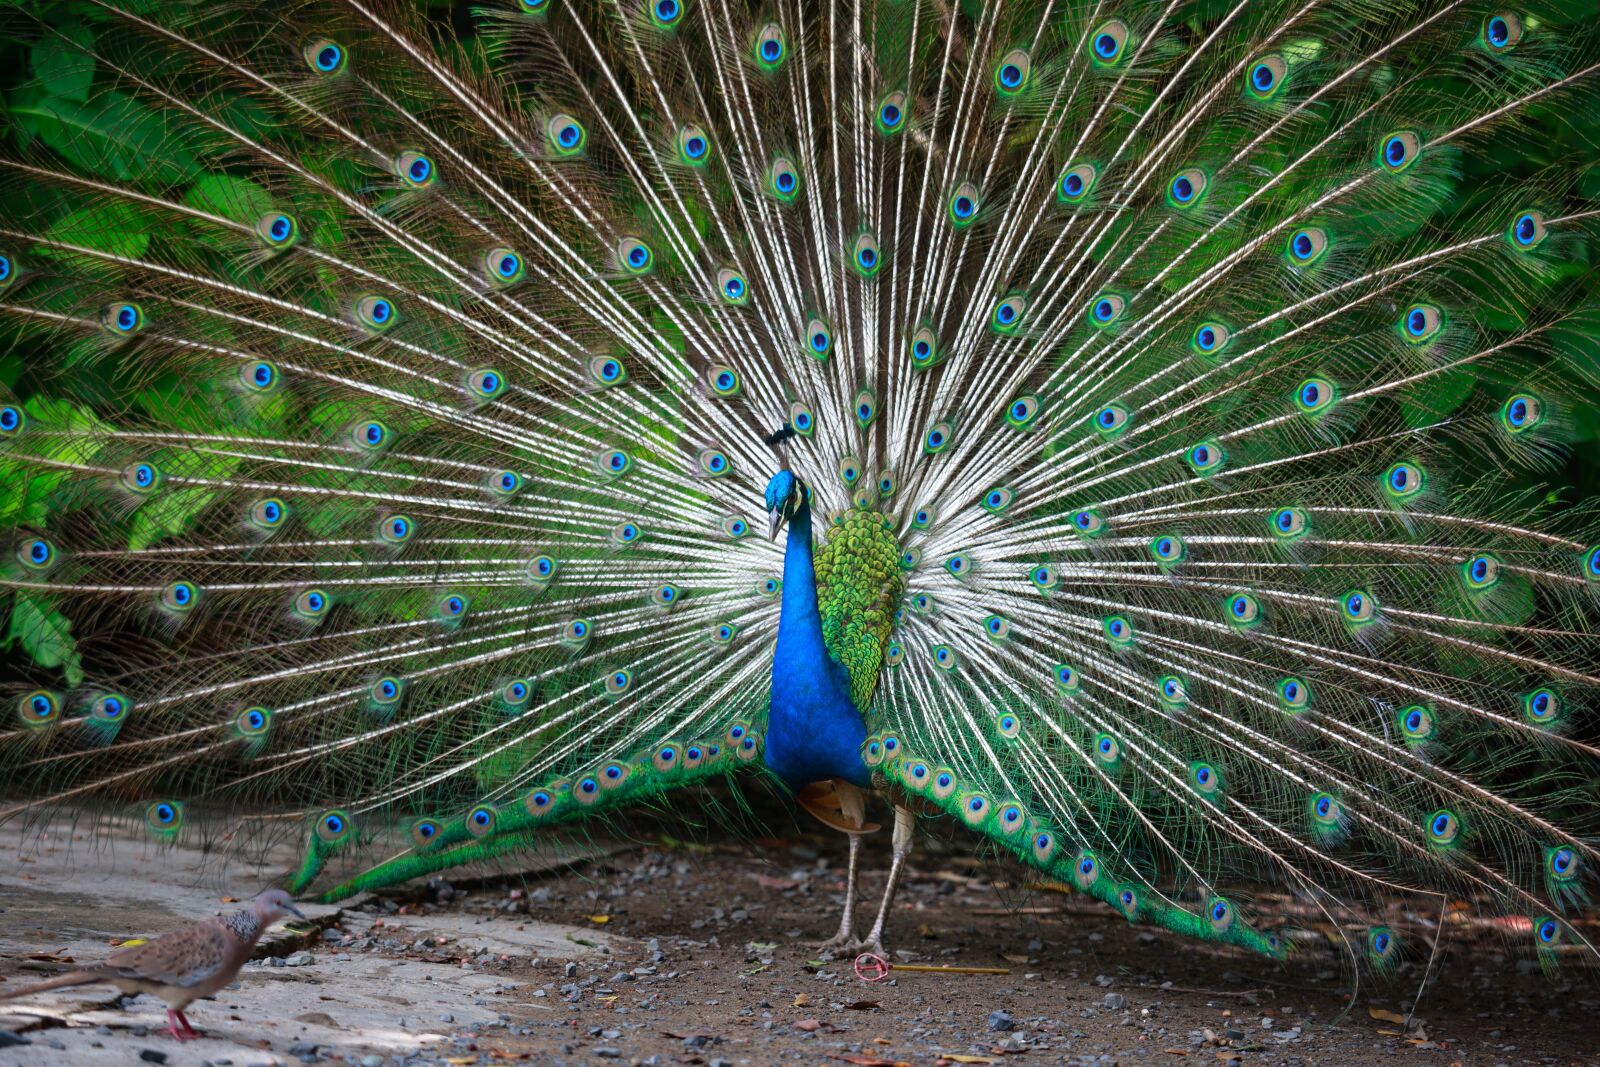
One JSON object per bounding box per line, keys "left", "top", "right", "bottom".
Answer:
{"left": 765, "top": 470, "right": 810, "bottom": 540}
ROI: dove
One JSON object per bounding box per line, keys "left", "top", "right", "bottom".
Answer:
{"left": 0, "top": 889, "right": 305, "bottom": 1041}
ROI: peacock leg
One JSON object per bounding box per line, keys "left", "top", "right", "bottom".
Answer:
{"left": 850, "top": 804, "right": 915, "bottom": 959}
{"left": 797, "top": 779, "right": 880, "bottom": 958}
{"left": 814, "top": 831, "right": 861, "bottom": 957}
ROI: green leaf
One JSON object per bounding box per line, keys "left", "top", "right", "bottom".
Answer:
{"left": 36, "top": 200, "right": 149, "bottom": 265}
{"left": 31, "top": 19, "right": 95, "bottom": 103}
{"left": 16, "top": 90, "right": 197, "bottom": 182}
{"left": 183, "top": 174, "right": 273, "bottom": 224}
{"left": 6, "top": 593, "right": 85, "bottom": 686}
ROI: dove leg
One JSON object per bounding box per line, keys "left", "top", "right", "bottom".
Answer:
{"left": 165, "top": 1009, "right": 193, "bottom": 1042}
{"left": 851, "top": 804, "right": 916, "bottom": 959}
{"left": 176, "top": 1010, "right": 202, "bottom": 1039}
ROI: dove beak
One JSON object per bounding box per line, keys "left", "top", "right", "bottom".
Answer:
{"left": 285, "top": 902, "right": 307, "bottom": 920}
{"left": 768, "top": 508, "right": 786, "bottom": 542}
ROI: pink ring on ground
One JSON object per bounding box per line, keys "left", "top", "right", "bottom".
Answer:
{"left": 854, "top": 952, "right": 891, "bottom": 982}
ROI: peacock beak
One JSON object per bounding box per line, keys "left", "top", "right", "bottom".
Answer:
{"left": 768, "top": 508, "right": 786, "bottom": 541}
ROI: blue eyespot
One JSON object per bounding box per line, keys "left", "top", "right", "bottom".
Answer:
{"left": 653, "top": 0, "right": 681, "bottom": 27}
{"left": 105, "top": 302, "right": 144, "bottom": 334}
{"left": 0, "top": 403, "right": 22, "bottom": 436}
{"left": 396, "top": 151, "right": 435, "bottom": 188}
{"left": 305, "top": 39, "right": 346, "bottom": 74}
{"left": 20, "top": 537, "right": 54, "bottom": 569}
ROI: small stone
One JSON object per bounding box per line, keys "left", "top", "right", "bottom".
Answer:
{"left": 987, "top": 1009, "right": 1016, "bottom": 1032}
{"left": 592, "top": 1047, "right": 622, "bottom": 1059}
{"left": 0, "top": 1033, "right": 31, "bottom": 1049}
{"left": 284, "top": 951, "right": 315, "bottom": 967}
{"left": 438, "top": 1013, "right": 454, "bottom": 1024}
{"left": 139, "top": 1052, "right": 169, "bottom": 1065}
{"left": 361, "top": 1057, "right": 384, "bottom": 1067}
{"left": 1102, "top": 993, "right": 1126, "bottom": 1010}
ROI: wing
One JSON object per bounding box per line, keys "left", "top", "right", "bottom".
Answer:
{"left": 816, "top": 508, "right": 905, "bottom": 712}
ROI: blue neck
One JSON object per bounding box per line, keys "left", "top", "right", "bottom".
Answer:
{"left": 763, "top": 504, "right": 870, "bottom": 789}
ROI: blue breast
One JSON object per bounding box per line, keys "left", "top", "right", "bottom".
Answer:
{"left": 763, "top": 506, "right": 871, "bottom": 789}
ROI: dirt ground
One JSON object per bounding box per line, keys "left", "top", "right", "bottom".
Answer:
{"left": 2, "top": 812, "right": 1597, "bottom": 1067}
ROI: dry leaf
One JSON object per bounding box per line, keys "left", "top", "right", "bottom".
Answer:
{"left": 937, "top": 1056, "right": 997, "bottom": 1065}
{"left": 587, "top": 914, "right": 610, "bottom": 924}
{"left": 793, "top": 993, "right": 812, "bottom": 1007}
{"left": 832, "top": 1056, "right": 911, "bottom": 1067}
{"left": 794, "top": 1019, "right": 822, "bottom": 1032}
{"left": 755, "top": 874, "right": 800, "bottom": 890}
{"left": 843, "top": 1000, "right": 881, "bottom": 1011}
{"left": 1367, "top": 1008, "right": 1408, "bottom": 1025}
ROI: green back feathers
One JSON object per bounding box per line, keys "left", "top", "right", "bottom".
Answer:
{"left": 815, "top": 507, "right": 904, "bottom": 712}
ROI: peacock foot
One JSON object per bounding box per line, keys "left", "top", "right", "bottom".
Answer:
{"left": 846, "top": 936, "right": 887, "bottom": 960}
{"left": 813, "top": 931, "right": 857, "bottom": 959}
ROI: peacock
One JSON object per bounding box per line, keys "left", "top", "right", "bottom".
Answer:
{"left": 1, "top": 0, "right": 1598, "bottom": 978}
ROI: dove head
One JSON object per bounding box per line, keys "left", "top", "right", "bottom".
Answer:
{"left": 252, "top": 888, "right": 307, "bottom": 924}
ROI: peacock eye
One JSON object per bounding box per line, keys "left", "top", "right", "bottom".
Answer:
{"left": 852, "top": 387, "right": 878, "bottom": 428}
{"left": 256, "top": 212, "right": 299, "bottom": 248}
{"left": 994, "top": 49, "right": 1030, "bottom": 94}
{"left": 612, "top": 521, "right": 642, "bottom": 546}
{"left": 466, "top": 367, "right": 507, "bottom": 401}
{"left": 1279, "top": 676, "right": 1312, "bottom": 711}
{"left": 103, "top": 302, "right": 144, "bottom": 335}
{"left": 877, "top": 92, "right": 908, "bottom": 134}
{"left": 0, "top": 402, "right": 23, "bottom": 437}
{"left": 121, "top": 461, "right": 161, "bottom": 493}
{"left": 351, "top": 419, "right": 389, "bottom": 451}
{"left": 18, "top": 536, "right": 54, "bottom": 570}
{"left": 1482, "top": 12, "right": 1523, "bottom": 51}
{"left": 1186, "top": 439, "right": 1226, "bottom": 475}
{"left": 923, "top": 420, "right": 954, "bottom": 454}
{"left": 754, "top": 23, "right": 785, "bottom": 68}
{"left": 1030, "top": 563, "right": 1059, "bottom": 591}
{"left": 1524, "top": 688, "right": 1561, "bottom": 725}
{"left": 948, "top": 182, "right": 980, "bottom": 226}
{"left": 371, "top": 677, "right": 403, "bottom": 705}
{"left": 1247, "top": 54, "right": 1287, "bottom": 99}
{"left": 305, "top": 39, "right": 346, "bottom": 74}
{"left": 240, "top": 360, "right": 279, "bottom": 393}
{"left": 912, "top": 505, "right": 936, "bottom": 530}
{"left": 1190, "top": 320, "right": 1231, "bottom": 357}
{"left": 1382, "top": 461, "right": 1425, "bottom": 502}
{"left": 1461, "top": 553, "right": 1501, "bottom": 591}
{"left": 698, "top": 448, "right": 731, "bottom": 477}
{"left": 616, "top": 237, "right": 653, "bottom": 274}
{"left": 490, "top": 470, "right": 523, "bottom": 498}
{"left": 907, "top": 326, "right": 942, "bottom": 368}
{"left": 931, "top": 643, "right": 956, "bottom": 670}
{"left": 837, "top": 454, "right": 862, "bottom": 485}
{"left": 850, "top": 232, "right": 882, "bottom": 276}
{"left": 1508, "top": 209, "right": 1547, "bottom": 249}
{"left": 768, "top": 156, "right": 801, "bottom": 201}
{"left": 1270, "top": 506, "right": 1308, "bottom": 539}
{"left": 1005, "top": 394, "right": 1042, "bottom": 430}
{"left": 19, "top": 689, "right": 61, "bottom": 726}
{"left": 1295, "top": 376, "right": 1336, "bottom": 416}
{"left": 1225, "top": 593, "right": 1262, "bottom": 627}
{"left": 1148, "top": 533, "right": 1186, "bottom": 566}
{"left": 1501, "top": 392, "right": 1544, "bottom": 434}
{"left": 1400, "top": 303, "right": 1443, "bottom": 344}
{"left": 707, "top": 365, "right": 742, "bottom": 398}
{"left": 992, "top": 294, "right": 1026, "bottom": 333}
{"left": 1425, "top": 808, "right": 1461, "bottom": 846}
{"left": 1089, "top": 19, "right": 1130, "bottom": 64}
{"left": 541, "top": 112, "right": 586, "bottom": 157}
{"left": 562, "top": 618, "right": 592, "bottom": 648}
{"left": 595, "top": 448, "right": 633, "bottom": 477}
{"left": 605, "top": 669, "right": 632, "bottom": 696}
{"left": 1071, "top": 508, "right": 1106, "bottom": 537}
{"left": 1103, "top": 614, "right": 1135, "bottom": 645}
{"left": 716, "top": 268, "right": 749, "bottom": 305}
{"left": 1286, "top": 226, "right": 1329, "bottom": 265}
{"left": 237, "top": 706, "right": 272, "bottom": 736}
{"left": 1087, "top": 293, "right": 1126, "bottom": 327}
{"left": 721, "top": 516, "right": 751, "bottom": 539}
{"left": 804, "top": 316, "right": 832, "bottom": 357}
{"left": 1092, "top": 402, "right": 1131, "bottom": 437}
{"left": 484, "top": 248, "right": 524, "bottom": 284}
{"left": 650, "top": 0, "right": 682, "bottom": 29}
{"left": 589, "top": 355, "right": 628, "bottom": 387}
{"left": 503, "top": 679, "right": 532, "bottom": 705}
{"left": 982, "top": 614, "right": 1010, "bottom": 642}
{"left": 395, "top": 151, "right": 435, "bottom": 188}
{"left": 1399, "top": 704, "right": 1435, "bottom": 742}
{"left": 710, "top": 621, "right": 738, "bottom": 644}
{"left": 355, "top": 295, "right": 397, "bottom": 331}
{"left": 1058, "top": 162, "right": 1097, "bottom": 203}
{"left": 979, "top": 486, "right": 1014, "bottom": 514}
{"left": 1167, "top": 168, "right": 1208, "bottom": 208}
{"left": 678, "top": 123, "right": 711, "bottom": 164}
{"left": 651, "top": 583, "right": 681, "bottom": 608}
{"left": 1377, "top": 131, "right": 1421, "bottom": 173}
{"left": 161, "top": 580, "right": 198, "bottom": 612}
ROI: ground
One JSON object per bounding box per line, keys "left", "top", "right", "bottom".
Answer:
{"left": 1, "top": 809, "right": 1596, "bottom": 1067}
